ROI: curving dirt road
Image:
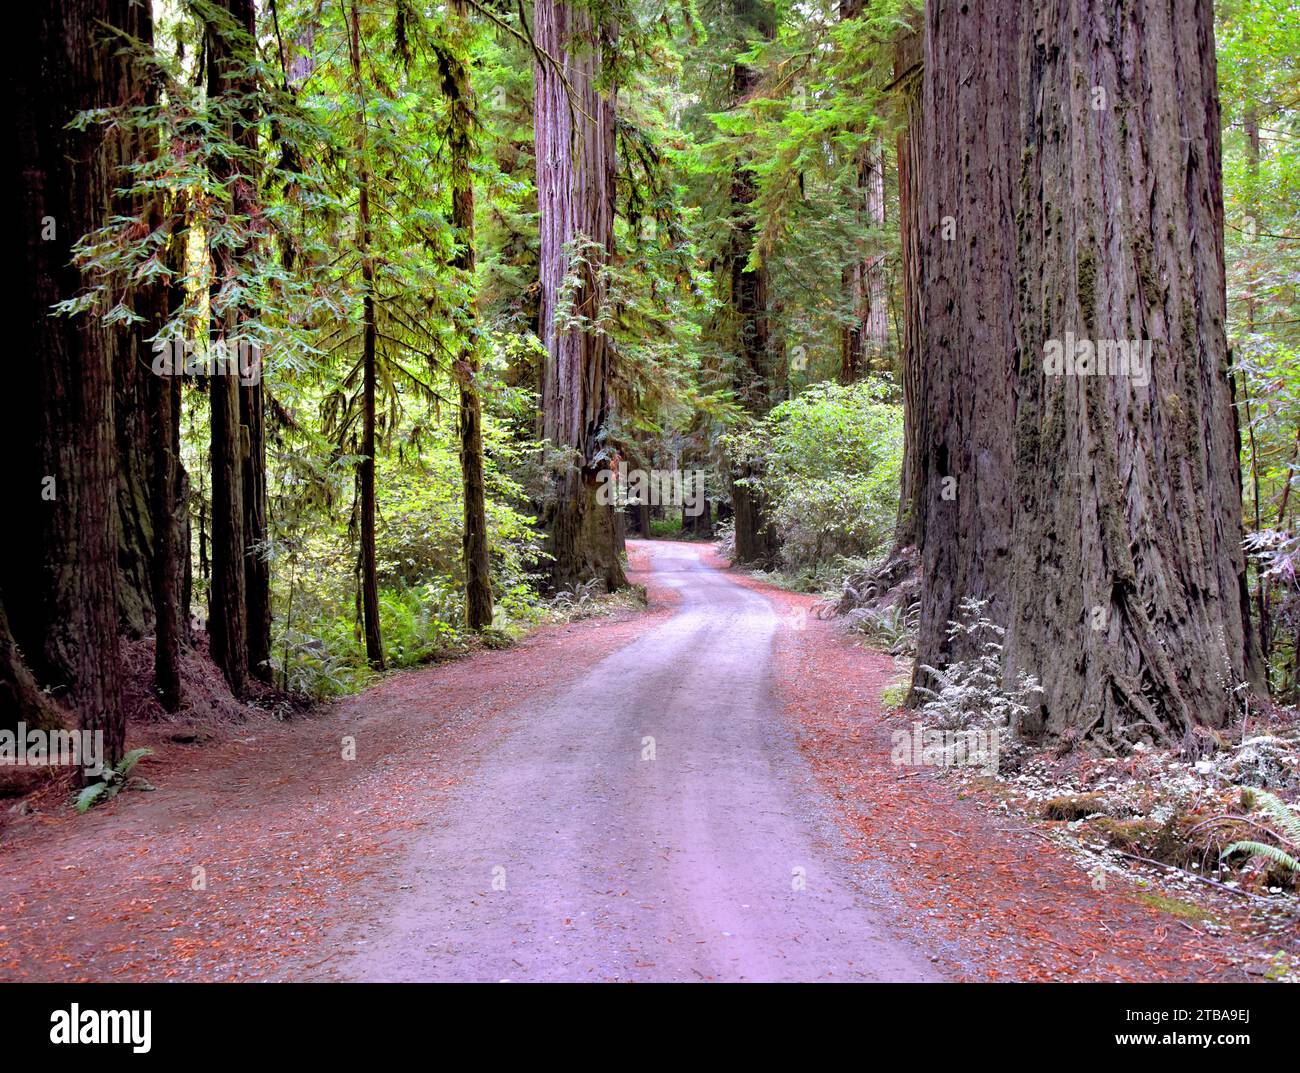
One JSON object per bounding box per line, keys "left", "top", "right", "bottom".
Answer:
{"left": 343, "top": 540, "right": 938, "bottom": 982}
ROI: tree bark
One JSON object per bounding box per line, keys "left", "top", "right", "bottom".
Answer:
{"left": 1003, "top": 0, "right": 1264, "bottom": 742}
{"left": 7, "top": 0, "right": 135, "bottom": 758}
{"left": 893, "top": 15, "right": 923, "bottom": 550}
{"left": 838, "top": 0, "right": 888, "bottom": 382}
{"left": 241, "top": 375, "right": 270, "bottom": 680}
{"left": 205, "top": 0, "right": 253, "bottom": 696}
{"left": 0, "top": 599, "right": 68, "bottom": 735}
{"left": 726, "top": 0, "right": 780, "bottom": 567}
{"left": 907, "top": 0, "right": 1022, "bottom": 697}
{"left": 442, "top": 0, "right": 495, "bottom": 630}
{"left": 533, "top": 0, "right": 627, "bottom": 591}
{"left": 150, "top": 233, "right": 187, "bottom": 712}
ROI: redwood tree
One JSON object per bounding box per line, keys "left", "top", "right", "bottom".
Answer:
{"left": 725, "top": 0, "right": 781, "bottom": 567}
{"left": 907, "top": 0, "right": 1022, "bottom": 692}
{"left": 533, "top": 0, "right": 626, "bottom": 590}
{"left": 7, "top": 0, "right": 142, "bottom": 758}
{"left": 1003, "top": 0, "right": 1263, "bottom": 741}
{"left": 838, "top": 0, "right": 890, "bottom": 385}
{"left": 205, "top": 0, "right": 255, "bottom": 695}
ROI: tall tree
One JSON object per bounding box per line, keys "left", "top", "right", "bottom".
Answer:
{"left": 439, "top": 0, "right": 495, "bottom": 630}
{"left": 906, "top": 0, "right": 1022, "bottom": 691}
{"left": 893, "top": 11, "right": 923, "bottom": 550}
{"left": 533, "top": 0, "right": 627, "bottom": 590}
{"left": 838, "top": 0, "right": 890, "bottom": 384}
{"left": 7, "top": 0, "right": 142, "bottom": 758}
{"left": 346, "top": 0, "right": 385, "bottom": 668}
{"left": 205, "top": 0, "right": 255, "bottom": 695}
{"left": 1003, "top": 0, "right": 1263, "bottom": 741}
{"left": 725, "top": 0, "right": 780, "bottom": 566}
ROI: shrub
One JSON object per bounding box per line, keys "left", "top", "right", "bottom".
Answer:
{"left": 721, "top": 380, "right": 902, "bottom": 570}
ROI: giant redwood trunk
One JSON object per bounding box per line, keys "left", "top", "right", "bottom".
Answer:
{"left": 908, "top": 0, "right": 1022, "bottom": 695}
{"left": 533, "top": 0, "right": 627, "bottom": 591}
{"left": 442, "top": 0, "right": 495, "bottom": 630}
{"left": 150, "top": 230, "right": 189, "bottom": 712}
{"left": 1003, "top": 0, "right": 1263, "bottom": 742}
{"left": 8, "top": 0, "right": 135, "bottom": 758}
{"left": 225, "top": 0, "right": 271, "bottom": 684}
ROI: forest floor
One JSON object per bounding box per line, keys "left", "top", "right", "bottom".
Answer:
{"left": 0, "top": 541, "right": 1294, "bottom": 981}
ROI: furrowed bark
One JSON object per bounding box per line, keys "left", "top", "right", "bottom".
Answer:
{"left": 726, "top": 0, "right": 780, "bottom": 568}
{"left": 8, "top": 0, "right": 135, "bottom": 758}
{"left": 205, "top": 0, "right": 253, "bottom": 696}
{"left": 1004, "top": 0, "right": 1264, "bottom": 742}
{"left": 907, "top": 0, "right": 1023, "bottom": 698}
{"left": 533, "top": 0, "right": 627, "bottom": 591}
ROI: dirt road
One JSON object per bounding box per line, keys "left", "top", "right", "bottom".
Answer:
{"left": 7, "top": 540, "right": 1253, "bottom": 982}
{"left": 342, "top": 541, "right": 937, "bottom": 982}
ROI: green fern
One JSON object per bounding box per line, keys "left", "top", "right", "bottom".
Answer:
{"left": 1221, "top": 840, "right": 1300, "bottom": 874}
{"left": 74, "top": 748, "right": 154, "bottom": 814}
{"left": 1221, "top": 788, "right": 1300, "bottom": 877}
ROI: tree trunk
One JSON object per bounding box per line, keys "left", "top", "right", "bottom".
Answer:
{"left": 8, "top": 0, "right": 135, "bottom": 759}
{"left": 348, "top": 0, "right": 385, "bottom": 669}
{"left": 533, "top": 0, "right": 627, "bottom": 591}
{"left": 241, "top": 378, "right": 270, "bottom": 681}
{"left": 1003, "top": 0, "right": 1263, "bottom": 743}
{"left": 838, "top": 0, "right": 888, "bottom": 382}
{"left": 134, "top": 2, "right": 184, "bottom": 711}
{"left": 907, "top": 0, "right": 1022, "bottom": 698}
{"left": 442, "top": 0, "right": 495, "bottom": 631}
{"left": 205, "top": 0, "right": 253, "bottom": 696}
{"left": 893, "top": 15, "right": 923, "bottom": 550}
{"left": 840, "top": 144, "right": 889, "bottom": 383}
{"left": 725, "top": 0, "right": 780, "bottom": 567}
{"left": 0, "top": 599, "right": 68, "bottom": 734}
{"left": 150, "top": 230, "right": 188, "bottom": 712}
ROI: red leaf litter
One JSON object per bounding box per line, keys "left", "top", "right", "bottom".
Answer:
{"left": 0, "top": 549, "right": 673, "bottom": 982}
{"left": 705, "top": 548, "right": 1287, "bottom": 982}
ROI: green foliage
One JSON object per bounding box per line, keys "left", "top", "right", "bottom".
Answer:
{"left": 75, "top": 749, "right": 155, "bottom": 814}
{"left": 649, "top": 514, "right": 685, "bottom": 538}
{"left": 722, "top": 380, "right": 903, "bottom": 568}
{"left": 1222, "top": 788, "right": 1300, "bottom": 879}
{"left": 1218, "top": 0, "right": 1300, "bottom": 698}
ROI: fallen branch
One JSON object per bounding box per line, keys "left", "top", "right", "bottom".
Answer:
{"left": 1114, "top": 850, "right": 1273, "bottom": 904}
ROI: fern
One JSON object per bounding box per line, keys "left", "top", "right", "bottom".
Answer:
{"left": 1221, "top": 788, "right": 1300, "bottom": 877}
{"left": 75, "top": 748, "right": 154, "bottom": 814}
{"left": 1221, "top": 840, "right": 1300, "bottom": 874}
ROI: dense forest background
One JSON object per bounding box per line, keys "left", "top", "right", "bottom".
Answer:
{"left": 5, "top": 0, "right": 1299, "bottom": 768}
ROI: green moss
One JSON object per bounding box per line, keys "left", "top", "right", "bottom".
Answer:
{"left": 880, "top": 678, "right": 910, "bottom": 709}
{"left": 1135, "top": 892, "right": 1217, "bottom": 924}
{"left": 1042, "top": 793, "right": 1110, "bottom": 821}
{"left": 1076, "top": 245, "right": 1097, "bottom": 331}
